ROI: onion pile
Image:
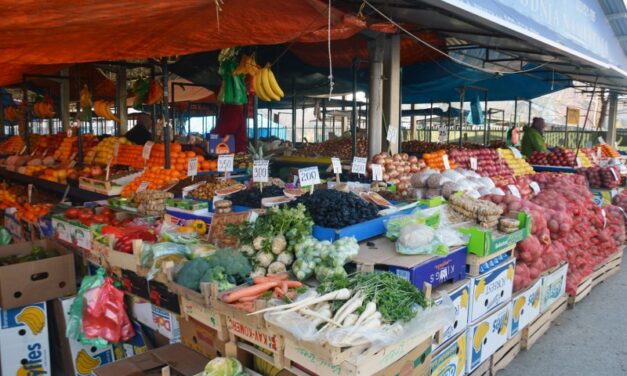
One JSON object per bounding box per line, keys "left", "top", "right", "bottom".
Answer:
{"left": 369, "top": 152, "right": 424, "bottom": 193}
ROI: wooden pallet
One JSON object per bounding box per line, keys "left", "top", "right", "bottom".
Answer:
{"left": 521, "top": 295, "right": 567, "bottom": 350}
{"left": 591, "top": 251, "right": 623, "bottom": 288}
{"left": 567, "top": 273, "right": 593, "bottom": 307}
{"left": 491, "top": 333, "right": 521, "bottom": 375}
{"left": 466, "top": 245, "right": 515, "bottom": 276}
{"left": 468, "top": 359, "right": 491, "bottom": 376}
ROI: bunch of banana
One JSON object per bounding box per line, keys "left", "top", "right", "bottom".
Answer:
{"left": 75, "top": 349, "right": 101, "bottom": 374}
{"left": 93, "top": 100, "right": 120, "bottom": 123}
{"left": 16, "top": 305, "right": 45, "bottom": 335}
{"left": 254, "top": 63, "right": 284, "bottom": 102}
{"left": 33, "top": 99, "right": 55, "bottom": 118}
{"left": 3, "top": 106, "right": 19, "bottom": 122}
{"left": 80, "top": 85, "right": 92, "bottom": 109}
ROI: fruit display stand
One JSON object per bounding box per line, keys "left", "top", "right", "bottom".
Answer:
{"left": 78, "top": 171, "right": 142, "bottom": 196}
{"left": 520, "top": 295, "right": 568, "bottom": 350}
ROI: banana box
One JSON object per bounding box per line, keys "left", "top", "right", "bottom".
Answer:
{"left": 466, "top": 303, "right": 510, "bottom": 373}
{"left": 540, "top": 262, "right": 568, "bottom": 313}
{"left": 508, "top": 277, "right": 542, "bottom": 338}
{"left": 0, "top": 302, "right": 51, "bottom": 376}
{"left": 129, "top": 296, "right": 181, "bottom": 341}
{"left": 431, "top": 332, "right": 467, "bottom": 376}
{"left": 469, "top": 258, "right": 515, "bottom": 323}
{"left": 58, "top": 297, "right": 115, "bottom": 376}
{"left": 433, "top": 279, "right": 470, "bottom": 348}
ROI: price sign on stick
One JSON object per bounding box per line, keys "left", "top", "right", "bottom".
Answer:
{"left": 351, "top": 157, "right": 367, "bottom": 175}
{"left": 187, "top": 157, "right": 198, "bottom": 177}
{"left": 508, "top": 185, "right": 521, "bottom": 198}
{"left": 371, "top": 164, "right": 383, "bottom": 181}
{"left": 610, "top": 167, "right": 619, "bottom": 181}
{"left": 331, "top": 157, "right": 342, "bottom": 174}
{"left": 442, "top": 155, "right": 451, "bottom": 170}
{"left": 576, "top": 157, "right": 582, "bottom": 167}
{"left": 19, "top": 146, "right": 26, "bottom": 155}
{"left": 113, "top": 141, "right": 120, "bottom": 159}
{"left": 252, "top": 160, "right": 269, "bottom": 183}
{"left": 27, "top": 184, "right": 33, "bottom": 203}
{"left": 529, "top": 182, "right": 541, "bottom": 195}
{"left": 142, "top": 141, "right": 154, "bottom": 160}
{"left": 386, "top": 126, "right": 398, "bottom": 143}
{"left": 598, "top": 136, "right": 606, "bottom": 144}
{"left": 298, "top": 167, "right": 320, "bottom": 187}
{"left": 596, "top": 147, "right": 603, "bottom": 159}
{"left": 217, "top": 154, "right": 234, "bottom": 172}
{"left": 469, "top": 157, "right": 478, "bottom": 170}
{"left": 137, "top": 181, "right": 149, "bottom": 192}
{"left": 509, "top": 147, "right": 522, "bottom": 159}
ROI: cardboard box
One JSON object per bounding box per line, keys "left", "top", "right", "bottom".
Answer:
{"left": 129, "top": 297, "right": 181, "bottom": 342}
{"left": 508, "top": 278, "right": 542, "bottom": 338}
{"left": 431, "top": 332, "right": 467, "bottom": 376}
{"left": 94, "top": 344, "right": 210, "bottom": 376}
{"left": 354, "top": 237, "right": 466, "bottom": 292}
{"left": 179, "top": 316, "right": 227, "bottom": 359}
{"left": 148, "top": 279, "right": 181, "bottom": 314}
{"left": 0, "top": 302, "right": 51, "bottom": 376}
{"left": 540, "top": 263, "right": 568, "bottom": 313}
{"left": 466, "top": 304, "right": 510, "bottom": 372}
{"left": 468, "top": 258, "right": 515, "bottom": 323}
{"left": 52, "top": 215, "right": 93, "bottom": 250}
{"left": 433, "top": 279, "right": 470, "bottom": 348}
{"left": 0, "top": 239, "right": 76, "bottom": 309}
{"left": 49, "top": 297, "right": 116, "bottom": 376}
{"left": 372, "top": 335, "right": 432, "bottom": 376}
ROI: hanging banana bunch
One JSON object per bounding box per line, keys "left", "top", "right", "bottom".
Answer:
{"left": 79, "top": 85, "right": 92, "bottom": 121}
{"left": 33, "top": 96, "right": 55, "bottom": 118}
{"left": 3, "top": 106, "right": 18, "bottom": 123}
{"left": 93, "top": 100, "right": 120, "bottom": 123}
{"left": 253, "top": 63, "right": 284, "bottom": 102}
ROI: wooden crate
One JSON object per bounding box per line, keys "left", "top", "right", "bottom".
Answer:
{"left": 78, "top": 176, "right": 124, "bottom": 196}
{"left": 491, "top": 332, "right": 521, "bottom": 375}
{"left": 591, "top": 251, "right": 623, "bottom": 288}
{"left": 100, "top": 238, "right": 167, "bottom": 283}
{"left": 179, "top": 295, "right": 229, "bottom": 342}
{"left": 466, "top": 245, "right": 515, "bottom": 276}
{"left": 225, "top": 316, "right": 286, "bottom": 369}
{"left": 468, "top": 359, "right": 491, "bottom": 376}
{"left": 164, "top": 263, "right": 213, "bottom": 307}
{"left": 567, "top": 273, "right": 592, "bottom": 307}
{"left": 521, "top": 295, "right": 567, "bottom": 350}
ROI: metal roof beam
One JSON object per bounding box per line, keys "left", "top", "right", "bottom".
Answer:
{"left": 607, "top": 12, "right": 627, "bottom": 21}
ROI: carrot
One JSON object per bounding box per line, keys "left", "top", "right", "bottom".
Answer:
{"left": 273, "top": 287, "right": 284, "bottom": 298}
{"left": 253, "top": 276, "right": 273, "bottom": 284}
{"left": 221, "top": 281, "right": 278, "bottom": 303}
{"left": 285, "top": 280, "right": 303, "bottom": 288}
{"left": 238, "top": 294, "right": 261, "bottom": 302}
{"left": 281, "top": 281, "right": 289, "bottom": 294}
{"left": 267, "top": 273, "right": 289, "bottom": 280}
{"left": 232, "top": 301, "right": 254, "bottom": 312}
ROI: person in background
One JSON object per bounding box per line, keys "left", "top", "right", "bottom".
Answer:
{"left": 521, "top": 117, "right": 548, "bottom": 158}
{"left": 506, "top": 124, "right": 520, "bottom": 146}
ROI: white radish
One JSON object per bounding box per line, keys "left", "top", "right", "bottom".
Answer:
{"left": 361, "top": 316, "right": 382, "bottom": 329}
{"left": 332, "top": 291, "right": 363, "bottom": 321}
{"left": 342, "top": 313, "right": 358, "bottom": 327}
{"left": 299, "top": 308, "right": 342, "bottom": 327}
{"left": 249, "top": 288, "right": 352, "bottom": 315}
{"left": 334, "top": 295, "right": 364, "bottom": 324}
{"left": 310, "top": 307, "right": 332, "bottom": 327}
{"left": 354, "top": 302, "right": 377, "bottom": 326}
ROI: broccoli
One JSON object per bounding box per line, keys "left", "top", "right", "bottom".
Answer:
{"left": 201, "top": 266, "right": 235, "bottom": 291}
{"left": 207, "top": 248, "right": 252, "bottom": 284}
{"left": 175, "top": 258, "right": 211, "bottom": 291}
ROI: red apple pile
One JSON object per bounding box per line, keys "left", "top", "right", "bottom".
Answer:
{"left": 529, "top": 147, "right": 576, "bottom": 166}
{"left": 578, "top": 166, "right": 621, "bottom": 189}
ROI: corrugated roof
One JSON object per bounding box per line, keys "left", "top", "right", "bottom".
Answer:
{"left": 600, "top": 0, "right": 627, "bottom": 56}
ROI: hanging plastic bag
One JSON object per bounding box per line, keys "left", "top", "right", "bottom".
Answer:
{"left": 0, "top": 227, "right": 11, "bottom": 245}
{"left": 82, "top": 277, "right": 135, "bottom": 344}
{"left": 66, "top": 267, "right": 109, "bottom": 348}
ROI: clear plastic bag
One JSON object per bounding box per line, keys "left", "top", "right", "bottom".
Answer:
{"left": 384, "top": 208, "right": 440, "bottom": 241}
{"left": 140, "top": 242, "right": 192, "bottom": 280}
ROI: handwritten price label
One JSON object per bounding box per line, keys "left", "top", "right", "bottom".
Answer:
{"left": 331, "top": 157, "right": 342, "bottom": 174}
{"left": 610, "top": 167, "right": 619, "bottom": 181}
{"left": 529, "top": 182, "right": 541, "bottom": 195}
{"left": 187, "top": 157, "right": 198, "bottom": 177}
{"left": 217, "top": 154, "right": 234, "bottom": 172}
{"left": 442, "top": 155, "right": 451, "bottom": 170}
{"left": 508, "top": 185, "right": 521, "bottom": 198}
{"left": 298, "top": 167, "right": 320, "bottom": 187}
{"left": 470, "top": 157, "right": 478, "bottom": 170}
{"left": 576, "top": 157, "right": 582, "bottom": 167}
{"left": 352, "top": 157, "right": 367, "bottom": 175}
{"left": 386, "top": 126, "right": 399, "bottom": 143}
{"left": 509, "top": 146, "right": 522, "bottom": 159}
{"left": 142, "top": 141, "right": 154, "bottom": 160}
{"left": 137, "top": 181, "right": 149, "bottom": 192}
{"left": 113, "top": 141, "right": 120, "bottom": 158}
{"left": 252, "top": 160, "right": 269, "bottom": 183}
{"left": 371, "top": 164, "right": 383, "bottom": 181}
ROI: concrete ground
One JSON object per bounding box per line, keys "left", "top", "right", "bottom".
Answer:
{"left": 498, "top": 255, "right": 627, "bottom": 376}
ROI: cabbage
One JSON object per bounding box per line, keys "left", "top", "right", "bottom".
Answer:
{"left": 202, "top": 357, "right": 245, "bottom": 376}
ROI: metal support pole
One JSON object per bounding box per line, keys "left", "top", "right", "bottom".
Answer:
{"left": 351, "top": 58, "right": 359, "bottom": 158}
{"left": 487, "top": 109, "right": 492, "bottom": 143}
{"left": 0, "top": 94, "right": 4, "bottom": 136}
{"left": 429, "top": 102, "right": 433, "bottom": 142}
{"left": 607, "top": 90, "right": 619, "bottom": 146}
{"left": 253, "top": 96, "right": 259, "bottom": 145}
{"left": 368, "top": 34, "right": 385, "bottom": 156}
{"left": 502, "top": 111, "right": 505, "bottom": 139}
{"left": 483, "top": 92, "right": 489, "bottom": 145}
{"left": 170, "top": 81, "right": 176, "bottom": 136}
{"left": 447, "top": 102, "right": 452, "bottom": 143}
{"left": 60, "top": 68, "right": 70, "bottom": 131}
{"left": 116, "top": 66, "right": 128, "bottom": 134}
{"left": 458, "top": 87, "right": 465, "bottom": 147}
{"left": 527, "top": 101, "right": 532, "bottom": 125}
{"left": 22, "top": 80, "right": 30, "bottom": 153}
{"left": 162, "top": 58, "right": 171, "bottom": 169}
{"left": 322, "top": 99, "right": 327, "bottom": 142}
{"left": 291, "top": 79, "right": 296, "bottom": 142}
{"left": 341, "top": 96, "right": 346, "bottom": 133}
{"left": 151, "top": 66, "right": 157, "bottom": 141}
{"left": 513, "top": 98, "right": 518, "bottom": 129}
{"left": 301, "top": 103, "right": 305, "bottom": 142}
{"left": 332, "top": 113, "right": 336, "bottom": 137}
{"left": 382, "top": 34, "right": 400, "bottom": 154}
{"left": 315, "top": 105, "right": 319, "bottom": 142}
{"left": 564, "top": 110, "right": 569, "bottom": 148}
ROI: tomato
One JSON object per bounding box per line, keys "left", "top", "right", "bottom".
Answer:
{"left": 64, "top": 208, "right": 79, "bottom": 220}
{"left": 92, "top": 214, "right": 108, "bottom": 224}
{"left": 110, "top": 218, "right": 122, "bottom": 227}
{"left": 99, "top": 207, "right": 113, "bottom": 216}
{"left": 78, "top": 209, "right": 93, "bottom": 221}
{"left": 80, "top": 217, "right": 93, "bottom": 226}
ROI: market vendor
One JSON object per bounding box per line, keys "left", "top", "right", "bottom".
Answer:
{"left": 211, "top": 104, "right": 247, "bottom": 153}
{"left": 521, "top": 117, "right": 548, "bottom": 158}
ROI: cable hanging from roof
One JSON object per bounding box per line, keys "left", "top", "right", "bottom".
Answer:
{"left": 361, "top": 0, "right": 555, "bottom": 75}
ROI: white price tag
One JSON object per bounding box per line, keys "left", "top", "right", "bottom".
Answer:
{"left": 113, "top": 141, "right": 120, "bottom": 158}
{"left": 142, "top": 141, "right": 154, "bottom": 160}
{"left": 438, "top": 128, "right": 447, "bottom": 143}
{"left": 331, "top": 157, "right": 342, "bottom": 174}
{"left": 529, "top": 182, "right": 541, "bottom": 195}
{"left": 187, "top": 157, "right": 198, "bottom": 177}
{"left": 68, "top": 152, "right": 77, "bottom": 162}
{"left": 576, "top": 157, "right": 582, "bottom": 167}
{"left": 610, "top": 167, "right": 619, "bottom": 181}
{"left": 386, "top": 126, "right": 398, "bottom": 143}
{"left": 27, "top": 184, "right": 33, "bottom": 203}
{"left": 42, "top": 148, "right": 48, "bottom": 157}
{"left": 508, "top": 185, "right": 521, "bottom": 198}
{"left": 442, "top": 154, "right": 451, "bottom": 170}
{"left": 217, "top": 154, "right": 234, "bottom": 172}
{"left": 352, "top": 157, "right": 367, "bottom": 175}
{"left": 68, "top": 160, "right": 76, "bottom": 168}
{"left": 509, "top": 146, "right": 522, "bottom": 159}
{"left": 66, "top": 129, "right": 72, "bottom": 138}
{"left": 252, "top": 160, "right": 269, "bottom": 183}
{"left": 598, "top": 136, "right": 606, "bottom": 144}
{"left": 469, "top": 157, "right": 478, "bottom": 170}
{"left": 137, "top": 181, "right": 150, "bottom": 192}
{"left": 19, "top": 146, "right": 26, "bottom": 155}
{"left": 298, "top": 166, "right": 320, "bottom": 187}
{"left": 371, "top": 164, "right": 383, "bottom": 181}
{"left": 596, "top": 147, "right": 603, "bottom": 159}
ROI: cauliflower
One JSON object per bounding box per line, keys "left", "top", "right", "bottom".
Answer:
{"left": 250, "top": 266, "right": 266, "bottom": 278}
{"left": 292, "top": 259, "right": 315, "bottom": 281}
{"left": 268, "top": 261, "right": 287, "bottom": 274}
{"left": 240, "top": 244, "right": 255, "bottom": 257}
{"left": 253, "top": 236, "right": 266, "bottom": 251}
{"left": 277, "top": 251, "right": 294, "bottom": 266}
{"left": 271, "top": 234, "right": 287, "bottom": 254}
{"left": 255, "top": 252, "right": 274, "bottom": 267}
